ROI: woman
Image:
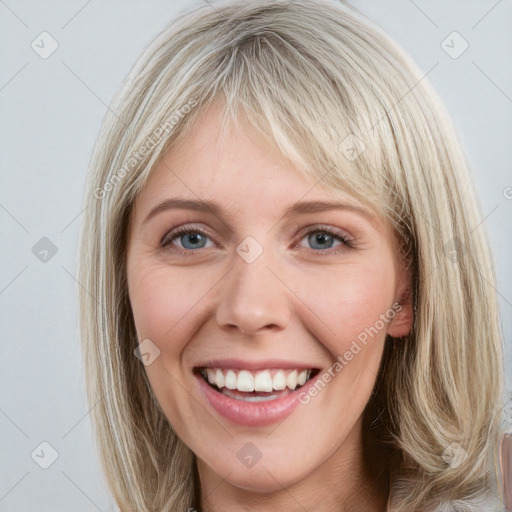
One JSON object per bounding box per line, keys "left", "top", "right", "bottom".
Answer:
{"left": 78, "top": 1, "right": 505, "bottom": 510}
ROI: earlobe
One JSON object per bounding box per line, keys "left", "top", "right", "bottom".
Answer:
{"left": 388, "top": 282, "right": 414, "bottom": 338}
{"left": 387, "top": 300, "right": 414, "bottom": 338}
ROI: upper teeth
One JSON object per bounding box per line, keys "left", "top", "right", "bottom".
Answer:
{"left": 203, "top": 368, "right": 312, "bottom": 392}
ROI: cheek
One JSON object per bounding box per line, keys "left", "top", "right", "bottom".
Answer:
{"left": 127, "top": 262, "right": 214, "bottom": 425}
{"left": 291, "top": 265, "right": 394, "bottom": 423}
{"left": 127, "top": 262, "right": 213, "bottom": 351}
{"left": 294, "top": 262, "right": 396, "bottom": 356}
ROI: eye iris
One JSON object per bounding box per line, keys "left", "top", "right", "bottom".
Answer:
{"left": 171, "top": 229, "right": 342, "bottom": 251}
{"left": 181, "top": 232, "right": 206, "bottom": 249}
{"left": 309, "top": 231, "right": 334, "bottom": 250}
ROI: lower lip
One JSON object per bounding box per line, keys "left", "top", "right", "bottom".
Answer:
{"left": 195, "top": 372, "right": 320, "bottom": 427}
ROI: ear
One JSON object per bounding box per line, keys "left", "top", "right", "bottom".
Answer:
{"left": 387, "top": 266, "right": 414, "bottom": 338}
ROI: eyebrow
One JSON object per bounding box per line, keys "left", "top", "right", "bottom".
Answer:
{"left": 142, "top": 197, "right": 376, "bottom": 225}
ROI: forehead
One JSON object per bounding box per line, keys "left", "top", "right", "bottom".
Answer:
{"left": 133, "top": 104, "right": 373, "bottom": 220}
{"left": 125, "top": 103, "right": 400, "bottom": 261}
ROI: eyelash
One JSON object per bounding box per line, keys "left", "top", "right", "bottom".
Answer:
{"left": 161, "top": 224, "right": 353, "bottom": 256}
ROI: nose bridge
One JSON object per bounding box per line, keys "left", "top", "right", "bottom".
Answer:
{"left": 215, "top": 239, "right": 291, "bottom": 335}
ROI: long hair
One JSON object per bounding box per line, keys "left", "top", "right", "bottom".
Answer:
{"left": 77, "top": 1, "right": 504, "bottom": 510}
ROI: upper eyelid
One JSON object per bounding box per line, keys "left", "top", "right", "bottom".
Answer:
{"left": 295, "top": 223, "right": 352, "bottom": 240}
{"left": 161, "top": 223, "right": 353, "bottom": 249}
{"left": 160, "top": 223, "right": 219, "bottom": 246}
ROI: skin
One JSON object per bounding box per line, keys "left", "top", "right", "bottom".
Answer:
{"left": 126, "top": 103, "right": 413, "bottom": 512}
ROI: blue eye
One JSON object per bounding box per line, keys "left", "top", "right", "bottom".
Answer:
{"left": 299, "top": 227, "right": 350, "bottom": 252}
{"left": 162, "top": 227, "right": 215, "bottom": 251}
{"left": 178, "top": 231, "right": 207, "bottom": 250}
{"left": 161, "top": 225, "right": 351, "bottom": 255}
{"left": 307, "top": 230, "right": 340, "bottom": 250}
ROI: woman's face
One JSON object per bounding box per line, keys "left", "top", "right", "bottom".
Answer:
{"left": 126, "top": 104, "right": 412, "bottom": 495}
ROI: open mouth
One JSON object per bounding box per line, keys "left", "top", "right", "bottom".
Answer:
{"left": 194, "top": 367, "right": 320, "bottom": 402}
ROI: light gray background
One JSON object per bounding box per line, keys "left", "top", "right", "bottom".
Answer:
{"left": 1, "top": 1, "right": 511, "bottom": 510}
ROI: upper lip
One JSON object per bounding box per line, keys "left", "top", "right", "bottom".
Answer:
{"left": 194, "top": 358, "right": 320, "bottom": 371}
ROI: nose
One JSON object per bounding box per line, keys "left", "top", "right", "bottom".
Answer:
{"left": 215, "top": 248, "right": 292, "bottom": 336}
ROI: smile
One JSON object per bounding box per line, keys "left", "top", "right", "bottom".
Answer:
{"left": 194, "top": 365, "right": 321, "bottom": 426}
{"left": 201, "top": 367, "right": 315, "bottom": 396}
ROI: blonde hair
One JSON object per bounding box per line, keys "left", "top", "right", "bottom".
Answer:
{"left": 77, "top": 0, "right": 504, "bottom": 510}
